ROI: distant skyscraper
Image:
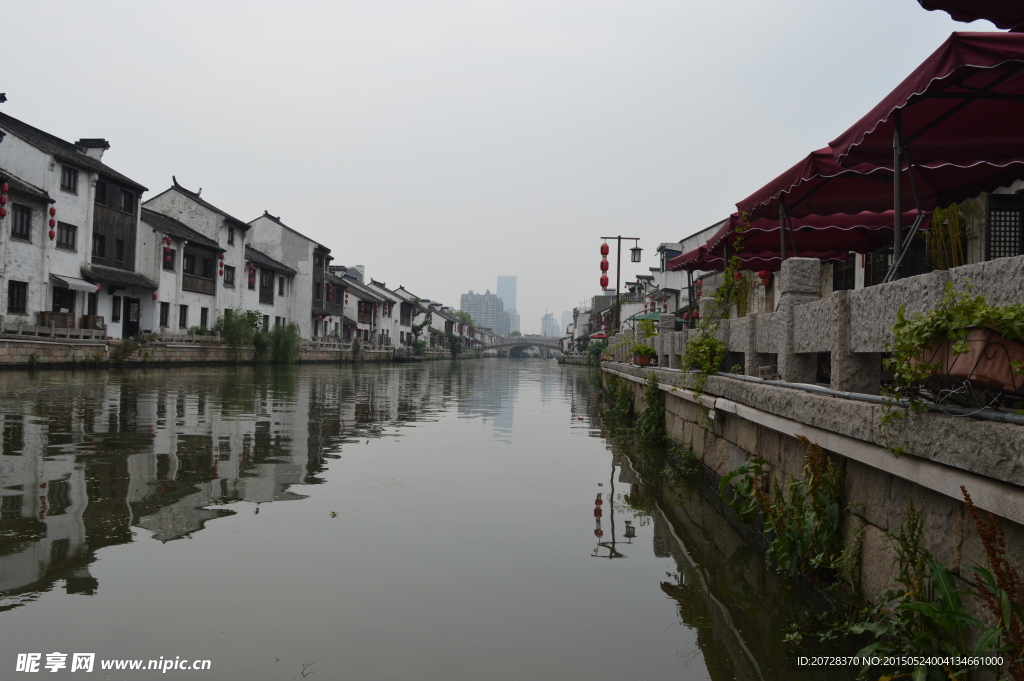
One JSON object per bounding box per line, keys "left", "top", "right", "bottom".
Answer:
{"left": 540, "top": 313, "right": 559, "bottom": 338}
{"left": 496, "top": 276, "right": 518, "bottom": 333}
{"left": 460, "top": 290, "right": 509, "bottom": 335}
{"left": 496, "top": 276, "right": 517, "bottom": 312}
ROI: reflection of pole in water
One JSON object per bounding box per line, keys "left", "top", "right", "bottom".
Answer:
{"left": 592, "top": 461, "right": 628, "bottom": 559}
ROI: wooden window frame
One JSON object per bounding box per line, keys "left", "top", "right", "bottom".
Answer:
{"left": 56, "top": 222, "right": 77, "bottom": 251}
{"left": 11, "top": 204, "right": 32, "bottom": 241}
{"left": 60, "top": 166, "right": 78, "bottom": 193}
{"left": 6, "top": 280, "right": 28, "bottom": 314}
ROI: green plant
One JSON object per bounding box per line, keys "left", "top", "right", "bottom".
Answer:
{"left": 28, "top": 352, "right": 39, "bottom": 367}
{"left": 587, "top": 340, "right": 608, "bottom": 367}
{"left": 681, "top": 335, "right": 726, "bottom": 397}
{"left": 962, "top": 486, "right": 1024, "bottom": 680}
{"left": 929, "top": 200, "right": 977, "bottom": 271}
{"left": 213, "top": 310, "right": 264, "bottom": 362}
{"left": 719, "top": 436, "right": 844, "bottom": 578}
{"left": 636, "top": 318, "right": 657, "bottom": 339}
{"left": 447, "top": 331, "right": 464, "bottom": 357}
{"left": 510, "top": 330, "right": 522, "bottom": 337}
{"left": 634, "top": 372, "right": 665, "bottom": 445}
{"left": 632, "top": 342, "right": 656, "bottom": 357}
{"left": 883, "top": 283, "right": 1024, "bottom": 428}
{"left": 268, "top": 322, "right": 302, "bottom": 364}
{"left": 603, "top": 374, "right": 635, "bottom": 422}
{"left": 843, "top": 500, "right": 1008, "bottom": 681}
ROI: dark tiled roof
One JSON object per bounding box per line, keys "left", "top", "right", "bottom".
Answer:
{"left": 0, "top": 168, "right": 54, "bottom": 204}
{"left": 141, "top": 208, "right": 220, "bottom": 249}
{"left": 339, "top": 274, "right": 385, "bottom": 303}
{"left": 245, "top": 245, "right": 296, "bottom": 275}
{"left": 0, "top": 111, "right": 147, "bottom": 192}
{"left": 250, "top": 211, "right": 327, "bottom": 252}
{"left": 342, "top": 316, "right": 358, "bottom": 327}
{"left": 81, "top": 263, "right": 158, "bottom": 290}
{"left": 145, "top": 178, "right": 248, "bottom": 229}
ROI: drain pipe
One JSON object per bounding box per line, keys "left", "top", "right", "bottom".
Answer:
{"left": 715, "top": 371, "right": 1024, "bottom": 427}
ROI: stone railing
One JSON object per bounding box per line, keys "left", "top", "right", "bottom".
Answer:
{"left": 1, "top": 316, "right": 108, "bottom": 341}
{"left": 613, "top": 254, "right": 1024, "bottom": 394}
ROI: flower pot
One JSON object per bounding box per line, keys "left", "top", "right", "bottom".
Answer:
{"left": 634, "top": 353, "right": 652, "bottom": 367}
{"left": 918, "top": 325, "right": 1024, "bottom": 393}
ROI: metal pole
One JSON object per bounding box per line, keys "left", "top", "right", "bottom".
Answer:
{"left": 615, "top": 236, "right": 622, "bottom": 332}
{"left": 779, "top": 201, "right": 787, "bottom": 262}
{"left": 892, "top": 109, "right": 903, "bottom": 281}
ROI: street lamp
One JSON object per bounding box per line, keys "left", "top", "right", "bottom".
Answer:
{"left": 599, "top": 236, "right": 641, "bottom": 333}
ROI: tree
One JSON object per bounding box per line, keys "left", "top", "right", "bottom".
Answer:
{"left": 455, "top": 311, "right": 475, "bottom": 326}
{"left": 510, "top": 330, "right": 522, "bottom": 337}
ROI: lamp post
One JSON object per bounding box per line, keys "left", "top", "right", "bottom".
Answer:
{"left": 599, "top": 236, "right": 641, "bottom": 333}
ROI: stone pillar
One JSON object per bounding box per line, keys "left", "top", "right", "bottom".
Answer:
{"left": 658, "top": 313, "right": 674, "bottom": 367}
{"left": 744, "top": 313, "right": 772, "bottom": 377}
{"left": 668, "top": 331, "right": 681, "bottom": 369}
{"left": 777, "top": 258, "right": 820, "bottom": 383}
{"left": 829, "top": 290, "right": 880, "bottom": 394}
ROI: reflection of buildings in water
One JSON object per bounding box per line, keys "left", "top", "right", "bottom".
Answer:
{"left": 454, "top": 362, "right": 517, "bottom": 443}
{"left": 0, "top": 369, "right": 348, "bottom": 604}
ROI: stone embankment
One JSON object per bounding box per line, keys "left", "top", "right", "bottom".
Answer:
{"left": 603, "top": 360, "right": 1024, "bottom": 610}
{"left": 0, "top": 332, "right": 478, "bottom": 368}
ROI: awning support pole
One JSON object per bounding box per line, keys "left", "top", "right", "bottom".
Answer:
{"left": 892, "top": 110, "right": 903, "bottom": 281}
{"left": 779, "top": 201, "right": 787, "bottom": 262}
{"left": 686, "top": 269, "right": 695, "bottom": 329}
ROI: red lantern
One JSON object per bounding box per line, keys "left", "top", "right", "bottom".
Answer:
{"left": 327, "top": 295, "right": 332, "bottom": 302}
{"left": 599, "top": 259, "right": 609, "bottom": 272}
{"left": 683, "top": 312, "right": 690, "bottom": 321}
{"left": 693, "top": 309, "right": 700, "bottom": 319}
{"left": 151, "top": 292, "right": 158, "bottom": 300}
{"left": 219, "top": 253, "right": 224, "bottom": 260}
{"left": 0, "top": 196, "right": 6, "bottom": 205}
{"left": 317, "top": 315, "right": 323, "bottom": 321}
{"left": 695, "top": 279, "right": 702, "bottom": 287}
{"left": 49, "top": 218, "right": 56, "bottom": 228}
{"left": 600, "top": 243, "right": 609, "bottom": 257}
{"left": 49, "top": 229, "right": 56, "bottom": 240}
{"left": 733, "top": 271, "right": 743, "bottom": 280}
{"left": 49, "top": 207, "right": 56, "bottom": 217}
{"left": 594, "top": 529, "right": 604, "bottom": 538}
{"left": 219, "top": 269, "right": 224, "bottom": 276}
{"left": 600, "top": 275, "right": 609, "bottom": 288}
{"left": 328, "top": 317, "right": 332, "bottom": 323}
{"left": 248, "top": 277, "right": 254, "bottom": 285}
{"left": 95, "top": 283, "right": 101, "bottom": 291}
{"left": 165, "top": 255, "right": 172, "bottom": 264}
{"left": 165, "top": 236, "right": 172, "bottom": 245}
{"left": 0, "top": 207, "right": 7, "bottom": 218}
{"left": 1, "top": 183, "right": 8, "bottom": 192}
{"left": 164, "top": 247, "right": 171, "bottom": 255}
{"left": 761, "top": 278, "right": 771, "bottom": 287}
{"left": 757, "top": 270, "right": 770, "bottom": 280}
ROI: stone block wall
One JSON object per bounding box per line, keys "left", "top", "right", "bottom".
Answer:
{"left": 602, "top": 363, "right": 1024, "bottom": 610}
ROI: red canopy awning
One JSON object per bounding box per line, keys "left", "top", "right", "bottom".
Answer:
{"left": 917, "top": 1, "right": 1024, "bottom": 31}
{"left": 738, "top": 147, "right": 1024, "bottom": 219}
{"left": 831, "top": 32, "right": 1024, "bottom": 168}
{"left": 706, "top": 211, "right": 929, "bottom": 256}
{"left": 667, "top": 245, "right": 850, "bottom": 273}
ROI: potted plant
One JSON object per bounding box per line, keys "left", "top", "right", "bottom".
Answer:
{"left": 888, "top": 284, "right": 1024, "bottom": 399}
{"left": 632, "top": 342, "right": 656, "bottom": 367}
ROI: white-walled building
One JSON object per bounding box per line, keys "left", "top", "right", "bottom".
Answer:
{"left": 0, "top": 112, "right": 155, "bottom": 338}
{"left": 143, "top": 179, "right": 249, "bottom": 329}
{"left": 247, "top": 211, "right": 330, "bottom": 339}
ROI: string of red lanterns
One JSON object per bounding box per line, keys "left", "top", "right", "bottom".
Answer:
{"left": 599, "top": 242, "right": 610, "bottom": 289}
{"left": 0, "top": 182, "right": 8, "bottom": 219}
{"left": 48, "top": 207, "right": 57, "bottom": 240}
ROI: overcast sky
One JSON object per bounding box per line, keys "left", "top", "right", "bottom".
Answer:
{"left": 2, "top": 1, "right": 993, "bottom": 333}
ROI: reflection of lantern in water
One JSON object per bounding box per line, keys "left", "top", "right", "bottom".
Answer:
{"left": 624, "top": 521, "right": 636, "bottom": 540}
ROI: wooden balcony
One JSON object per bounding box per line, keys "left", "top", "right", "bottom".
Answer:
{"left": 183, "top": 274, "right": 216, "bottom": 295}
{"left": 38, "top": 311, "right": 76, "bottom": 328}
{"left": 259, "top": 289, "right": 274, "bottom": 305}
{"left": 80, "top": 315, "right": 105, "bottom": 330}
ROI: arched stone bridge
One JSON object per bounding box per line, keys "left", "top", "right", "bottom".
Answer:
{"left": 485, "top": 336, "right": 563, "bottom": 354}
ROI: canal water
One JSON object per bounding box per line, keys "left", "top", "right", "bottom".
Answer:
{"left": 0, "top": 361, "right": 845, "bottom": 680}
